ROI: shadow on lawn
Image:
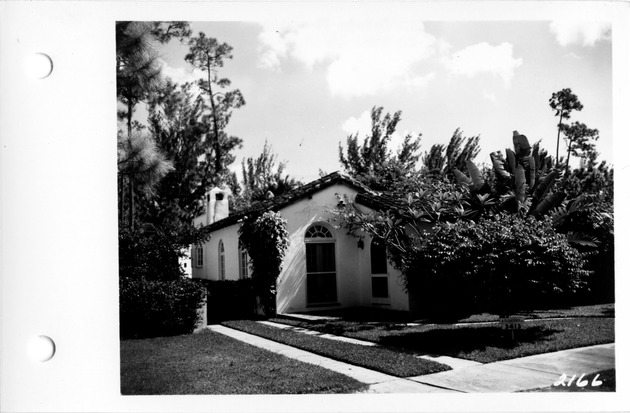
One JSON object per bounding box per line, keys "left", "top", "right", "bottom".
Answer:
{"left": 378, "top": 325, "right": 561, "bottom": 356}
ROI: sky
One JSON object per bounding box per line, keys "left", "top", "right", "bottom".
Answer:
{"left": 135, "top": 20, "right": 612, "bottom": 183}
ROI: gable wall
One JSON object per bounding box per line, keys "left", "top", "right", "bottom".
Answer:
{"left": 191, "top": 224, "right": 241, "bottom": 281}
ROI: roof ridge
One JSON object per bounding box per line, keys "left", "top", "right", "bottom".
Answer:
{"left": 200, "top": 170, "right": 373, "bottom": 231}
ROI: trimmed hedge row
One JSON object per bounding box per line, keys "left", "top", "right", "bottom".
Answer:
{"left": 203, "top": 279, "right": 258, "bottom": 322}
{"left": 120, "top": 276, "right": 207, "bottom": 339}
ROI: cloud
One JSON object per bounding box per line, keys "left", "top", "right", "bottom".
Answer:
{"left": 443, "top": 42, "right": 523, "bottom": 86}
{"left": 482, "top": 90, "right": 497, "bottom": 102}
{"left": 257, "top": 21, "right": 443, "bottom": 98}
{"left": 342, "top": 110, "right": 372, "bottom": 137}
{"left": 549, "top": 21, "right": 612, "bottom": 47}
{"left": 160, "top": 60, "right": 206, "bottom": 86}
{"left": 158, "top": 60, "right": 207, "bottom": 97}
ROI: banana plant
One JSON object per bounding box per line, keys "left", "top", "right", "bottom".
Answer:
{"left": 454, "top": 132, "right": 566, "bottom": 220}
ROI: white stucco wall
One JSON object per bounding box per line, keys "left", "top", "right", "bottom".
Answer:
{"left": 191, "top": 224, "right": 242, "bottom": 281}
{"left": 192, "top": 181, "right": 410, "bottom": 314}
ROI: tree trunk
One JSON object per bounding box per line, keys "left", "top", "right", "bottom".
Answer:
{"left": 555, "top": 110, "right": 564, "bottom": 165}
{"left": 126, "top": 95, "right": 135, "bottom": 229}
{"left": 129, "top": 179, "right": 135, "bottom": 230}
{"left": 565, "top": 140, "right": 573, "bottom": 173}
{"left": 207, "top": 61, "right": 222, "bottom": 176}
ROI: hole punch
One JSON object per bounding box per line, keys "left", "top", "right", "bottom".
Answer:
{"left": 26, "top": 52, "right": 53, "bottom": 79}
{"left": 27, "top": 335, "right": 56, "bottom": 362}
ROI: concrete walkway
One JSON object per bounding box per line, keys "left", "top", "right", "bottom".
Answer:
{"left": 259, "top": 320, "right": 482, "bottom": 370}
{"left": 207, "top": 325, "right": 451, "bottom": 393}
{"left": 409, "top": 343, "right": 615, "bottom": 392}
{"left": 207, "top": 324, "right": 615, "bottom": 393}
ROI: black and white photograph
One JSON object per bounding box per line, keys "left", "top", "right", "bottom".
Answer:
{"left": 1, "top": 2, "right": 628, "bottom": 412}
{"left": 117, "top": 20, "right": 615, "bottom": 395}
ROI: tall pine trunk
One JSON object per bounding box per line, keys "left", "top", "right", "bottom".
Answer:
{"left": 207, "top": 62, "right": 222, "bottom": 176}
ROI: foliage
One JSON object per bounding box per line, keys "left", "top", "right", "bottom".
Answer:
{"left": 238, "top": 211, "right": 290, "bottom": 316}
{"left": 239, "top": 140, "right": 301, "bottom": 208}
{"left": 332, "top": 176, "right": 468, "bottom": 286}
{"left": 563, "top": 159, "right": 613, "bottom": 202}
{"left": 421, "top": 128, "right": 481, "bottom": 179}
{"left": 119, "top": 222, "right": 211, "bottom": 281}
{"left": 116, "top": 21, "right": 191, "bottom": 229}
{"left": 338, "top": 106, "right": 422, "bottom": 190}
{"left": 116, "top": 22, "right": 163, "bottom": 135}
{"left": 454, "top": 133, "right": 570, "bottom": 222}
{"left": 417, "top": 213, "right": 591, "bottom": 317}
{"left": 203, "top": 279, "right": 257, "bottom": 322}
{"left": 185, "top": 32, "right": 245, "bottom": 175}
{"left": 560, "top": 121, "right": 599, "bottom": 171}
{"left": 549, "top": 88, "right": 583, "bottom": 164}
{"left": 142, "top": 80, "right": 243, "bottom": 226}
{"left": 117, "top": 128, "right": 174, "bottom": 196}
{"left": 120, "top": 276, "right": 207, "bottom": 339}
{"left": 116, "top": 21, "right": 190, "bottom": 135}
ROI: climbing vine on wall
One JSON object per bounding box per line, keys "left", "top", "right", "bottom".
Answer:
{"left": 238, "top": 211, "right": 289, "bottom": 316}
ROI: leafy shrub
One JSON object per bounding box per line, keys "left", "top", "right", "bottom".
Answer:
{"left": 119, "top": 223, "right": 211, "bottom": 281}
{"left": 238, "top": 211, "right": 289, "bottom": 316}
{"left": 204, "top": 279, "right": 257, "bottom": 322}
{"left": 120, "top": 276, "right": 207, "bottom": 339}
{"left": 415, "top": 213, "right": 591, "bottom": 317}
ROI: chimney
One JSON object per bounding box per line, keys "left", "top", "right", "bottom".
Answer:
{"left": 207, "top": 186, "right": 231, "bottom": 225}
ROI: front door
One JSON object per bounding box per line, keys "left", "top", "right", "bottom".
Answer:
{"left": 306, "top": 242, "right": 337, "bottom": 304}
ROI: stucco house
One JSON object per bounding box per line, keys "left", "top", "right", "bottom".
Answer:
{"left": 191, "top": 171, "right": 415, "bottom": 315}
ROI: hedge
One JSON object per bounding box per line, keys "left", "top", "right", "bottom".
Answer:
{"left": 120, "top": 276, "right": 207, "bottom": 339}
{"left": 203, "top": 279, "right": 258, "bottom": 322}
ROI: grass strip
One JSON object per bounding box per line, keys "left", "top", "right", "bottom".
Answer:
{"left": 222, "top": 320, "right": 451, "bottom": 377}
{"left": 282, "top": 303, "right": 614, "bottom": 324}
{"left": 121, "top": 329, "right": 368, "bottom": 394}
{"left": 271, "top": 317, "right": 614, "bottom": 364}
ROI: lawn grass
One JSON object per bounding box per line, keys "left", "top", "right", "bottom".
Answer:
{"left": 272, "top": 305, "right": 615, "bottom": 364}
{"left": 283, "top": 303, "right": 614, "bottom": 324}
{"left": 120, "top": 329, "right": 368, "bottom": 394}
{"left": 222, "top": 320, "right": 452, "bottom": 377}
{"left": 523, "top": 369, "right": 615, "bottom": 392}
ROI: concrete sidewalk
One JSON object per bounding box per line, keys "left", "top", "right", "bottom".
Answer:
{"left": 259, "top": 320, "right": 482, "bottom": 370}
{"left": 207, "top": 324, "right": 615, "bottom": 393}
{"left": 409, "top": 343, "right": 615, "bottom": 392}
{"left": 207, "top": 324, "right": 453, "bottom": 393}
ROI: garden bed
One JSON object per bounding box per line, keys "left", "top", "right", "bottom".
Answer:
{"left": 222, "top": 320, "right": 452, "bottom": 377}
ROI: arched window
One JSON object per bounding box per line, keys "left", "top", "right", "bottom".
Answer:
{"left": 305, "top": 224, "right": 333, "bottom": 239}
{"left": 218, "top": 240, "right": 225, "bottom": 281}
{"left": 305, "top": 224, "right": 337, "bottom": 304}
{"left": 370, "top": 239, "right": 389, "bottom": 299}
{"left": 239, "top": 246, "right": 249, "bottom": 279}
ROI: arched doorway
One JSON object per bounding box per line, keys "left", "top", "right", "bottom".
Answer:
{"left": 305, "top": 224, "right": 337, "bottom": 305}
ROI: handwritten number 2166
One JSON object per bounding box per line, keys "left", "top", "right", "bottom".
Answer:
{"left": 554, "top": 373, "right": 603, "bottom": 387}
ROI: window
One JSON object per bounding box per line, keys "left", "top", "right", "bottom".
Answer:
{"left": 370, "top": 240, "right": 387, "bottom": 274}
{"left": 371, "top": 277, "right": 389, "bottom": 298}
{"left": 305, "top": 224, "right": 337, "bottom": 304}
{"left": 239, "top": 247, "right": 249, "bottom": 279}
{"left": 370, "top": 239, "right": 389, "bottom": 299}
{"left": 218, "top": 240, "right": 225, "bottom": 280}
{"left": 195, "top": 246, "right": 204, "bottom": 267}
{"left": 305, "top": 225, "right": 333, "bottom": 239}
